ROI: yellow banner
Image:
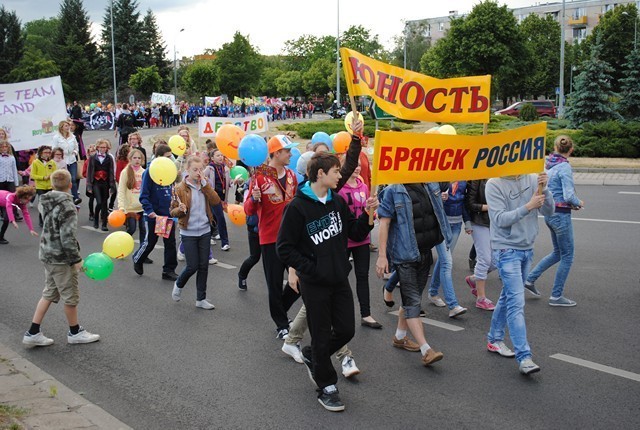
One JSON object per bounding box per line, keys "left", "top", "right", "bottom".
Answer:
{"left": 340, "top": 48, "right": 491, "bottom": 124}
{"left": 371, "top": 123, "right": 547, "bottom": 185}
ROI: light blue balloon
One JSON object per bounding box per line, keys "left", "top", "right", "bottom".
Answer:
{"left": 238, "top": 134, "right": 268, "bottom": 167}
{"left": 329, "top": 133, "right": 337, "bottom": 141}
{"left": 288, "top": 147, "right": 302, "bottom": 170}
{"left": 311, "top": 131, "right": 332, "bottom": 147}
{"left": 294, "top": 171, "right": 305, "bottom": 183}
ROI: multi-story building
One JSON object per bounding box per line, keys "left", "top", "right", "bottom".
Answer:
{"left": 408, "top": 0, "right": 638, "bottom": 45}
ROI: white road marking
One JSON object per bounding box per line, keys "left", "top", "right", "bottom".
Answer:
{"left": 133, "top": 239, "right": 163, "bottom": 249}
{"left": 388, "top": 310, "right": 464, "bottom": 332}
{"left": 550, "top": 353, "right": 640, "bottom": 382}
{"left": 618, "top": 191, "right": 640, "bottom": 195}
{"left": 81, "top": 226, "right": 110, "bottom": 234}
{"left": 538, "top": 216, "right": 640, "bottom": 225}
{"left": 214, "top": 262, "right": 237, "bottom": 270}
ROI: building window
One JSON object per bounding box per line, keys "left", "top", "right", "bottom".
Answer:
{"left": 439, "top": 22, "right": 444, "bottom": 32}
{"left": 573, "top": 27, "right": 587, "bottom": 42}
{"left": 602, "top": 4, "right": 615, "bottom": 13}
{"left": 425, "top": 24, "right": 431, "bottom": 37}
{"left": 573, "top": 8, "right": 586, "bottom": 19}
{"left": 547, "top": 11, "right": 559, "bottom": 21}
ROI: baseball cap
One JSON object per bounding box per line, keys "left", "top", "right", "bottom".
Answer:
{"left": 268, "top": 135, "right": 297, "bottom": 154}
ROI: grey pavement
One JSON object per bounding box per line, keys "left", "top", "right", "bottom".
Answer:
{"left": 573, "top": 169, "right": 640, "bottom": 186}
{"left": 0, "top": 341, "right": 131, "bottom": 430}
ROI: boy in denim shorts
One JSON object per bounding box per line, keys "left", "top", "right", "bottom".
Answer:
{"left": 23, "top": 169, "right": 100, "bottom": 346}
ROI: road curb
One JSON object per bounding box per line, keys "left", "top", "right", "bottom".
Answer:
{"left": 0, "top": 341, "right": 131, "bottom": 430}
{"left": 573, "top": 167, "right": 640, "bottom": 174}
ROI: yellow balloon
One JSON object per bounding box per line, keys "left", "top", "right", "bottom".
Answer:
{"left": 168, "top": 135, "right": 186, "bottom": 156}
{"left": 102, "top": 231, "right": 135, "bottom": 259}
{"left": 425, "top": 126, "right": 441, "bottom": 134}
{"left": 149, "top": 157, "right": 177, "bottom": 186}
{"left": 344, "top": 111, "right": 364, "bottom": 134}
{"left": 438, "top": 124, "right": 457, "bottom": 135}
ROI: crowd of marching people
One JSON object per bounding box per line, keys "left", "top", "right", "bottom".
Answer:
{"left": 1, "top": 111, "right": 584, "bottom": 412}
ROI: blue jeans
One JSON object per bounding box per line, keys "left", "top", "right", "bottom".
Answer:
{"left": 68, "top": 162, "right": 79, "bottom": 200}
{"left": 177, "top": 233, "right": 211, "bottom": 301}
{"left": 429, "top": 223, "right": 462, "bottom": 309}
{"left": 384, "top": 270, "right": 399, "bottom": 292}
{"left": 211, "top": 203, "right": 229, "bottom": 246}
{"left": 526, "top": 213, "right": 574, "bottom": 298}
{"left": 396, "top": 253, "right": 432, "bottom": 319}
{"left": 488, "top": 249, "right": 533, "bottom": 362}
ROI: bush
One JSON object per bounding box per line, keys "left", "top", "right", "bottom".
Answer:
{"left": 276, "top": 119, "right": 413, "bottom": 139}
{"left": 518, "top": 103, "right": 539, "bottom": 121}
{"left": 546, "top": 129, "right": 583, "bottom": 154}
{"left": 575, "top": 120, "right": 640, "bottom": 157}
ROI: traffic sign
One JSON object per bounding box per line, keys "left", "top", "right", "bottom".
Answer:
{"left": 369, "top": 100, "right": 395, "bottom": 120}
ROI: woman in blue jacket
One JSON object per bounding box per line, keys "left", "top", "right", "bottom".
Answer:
{"left": 525, "top": 135, "right": 583, "bottom": 307}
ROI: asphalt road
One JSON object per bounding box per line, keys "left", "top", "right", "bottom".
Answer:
{"left": 1, "top": 181, "right": 639, "bottom": 429}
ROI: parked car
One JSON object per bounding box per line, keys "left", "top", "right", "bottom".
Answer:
{"left": 495, "top": 100, "right": 556, "bottom": 118}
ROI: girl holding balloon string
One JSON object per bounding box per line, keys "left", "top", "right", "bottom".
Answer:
{"left": 205, "top": 146, "right": 233, "bottom": 251}
{"left": 118, "top": 148, "right": 147, "bottom": 244}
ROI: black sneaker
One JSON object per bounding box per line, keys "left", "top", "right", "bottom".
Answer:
{"left": 133, "top": 261, "right": 144, "bottom": 275}
{"left": 238, "top": 277, "right": 247, "bottom": 291}
{"left": 162, "top": 272, "right": 179, "bottom": 281}
{"left": 101, "top": 225, "right": 109, "bottom": 232}
{"left": 74, "top": 198, "right": 82, "bottom": 205}
{"left": 276, "top": 328, "right": 289, "bottom": 339}
{"left": 89, "top": 214, "right": 94, "bottom": 222}
{"left": 317, "top": 386, "right": 345, "bottom": 412}
{"left": 301, "top": 346, "right": 318, "bottom": 388}
{"left": 0, "top": 238, "right": 8, "bottom": 245}
{"left": 143, "top": 258, "right": 153, "bottom": 264}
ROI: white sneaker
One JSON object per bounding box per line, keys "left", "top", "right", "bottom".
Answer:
{"left": 341, "top": 356, "right": 360, "bottom": 378}
{"left": 448, "top": 305, "right": 467, "bottom": 318}
{"left": 22, "top": 331, "right": 54, "bottom": 346}
{"left": 177, "top": 251, "right": 185, "bottom": 261}
{"left": 214, "top": 234, "right": 221, "bottom": 240}
{"left": 67, "top": 327, "right": 100, "bottom": 344}
{"left": 487, "top": 341, "right": 515, "bottom": 357}
{"left": 519, "top": 358, "right": 541, "bottom": 375}
{"left": 196, "top": 299, "right": 215, "bottom": 310}
{"left": 209, "top": 257, "right": 218, "bottom": 264}
{"left": 221, "top": 244, "right": 230, "bottom": 251}
{"left": 210, "top": 238, "right": 216, "bottom": 245}
{"left": 281, "top": 342, "right": 304, "bottom": 364}
{"left": 428, "top": 295, "right": 446, "bottom": 307}
{"left": 172, "top": 282, "right": 182, "bottom": 301}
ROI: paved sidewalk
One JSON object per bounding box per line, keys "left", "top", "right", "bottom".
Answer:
{"left": 0, "top": 342, "right": 131, "bottom": 430}
{"left": 573, "top": 171, "right": 640, "bottom": 186}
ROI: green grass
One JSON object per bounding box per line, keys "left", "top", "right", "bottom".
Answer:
{"left": 276, "top": 119, "right": 413, "bottom": 139}
{"left": 0, "top": 404, "right": 28, "bottom": 430}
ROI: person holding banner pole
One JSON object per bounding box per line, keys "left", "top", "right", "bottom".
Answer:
{"left": 51, "top": 121, "right": 81, "bottom": 205}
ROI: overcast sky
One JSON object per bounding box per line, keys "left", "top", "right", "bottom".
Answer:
{"left": 5, "top": 0, "right": 537, "bottom": 56}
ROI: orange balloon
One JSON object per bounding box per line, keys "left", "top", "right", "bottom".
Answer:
{"left": 107, "top": 210, "right": 126, "bottom": 228}
{"left": 97, "top": 102, "right": 102, "bottom": 108}
{"left": 333, "top": 131, "right": 351, "bottom": 153}
{"left": 226, "top": 204, "right": 246, "bottom": 226}
{"left": 215, "top": 124, "right": 245, "bottom": 160}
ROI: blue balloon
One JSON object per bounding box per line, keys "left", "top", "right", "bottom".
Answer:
{"left": 238, "top": 134, "right": 268, "bottom": 167}
{"left": 311, "top": 131, "right": 333, "bottom": 151}
{"left": 329, "top": 133, "right": 337, "bottom": 141}
{"left": 294, "top": 171, "right": 305, "bottom": 184}
{"left": 288, "top": 147, "right": 302, "bottom": 170}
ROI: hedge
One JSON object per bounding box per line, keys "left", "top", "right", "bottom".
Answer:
{"left": 276, "top": 119, "right": 413, "bottom": 139}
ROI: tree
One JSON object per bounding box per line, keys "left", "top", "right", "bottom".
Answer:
{"left": 341, "top": 25, "right": 385, "bottom": 59}
{"left": 140, "top": 9, "right": 170, "bottom": 91}
{"left": 579, "top": 3, "right": 638, "bottom": 93}
{"left": 100, "top": 0, "right": 146, "bottom": 95}
{"left": 389, "top": 22, "right": 431, "bottom": 71}
{"left": 0, "top": 6, "right": 24, "bottom": 82}
{"left": 23, "top": 18, "right": 59, "bottom": 61}
{"left": 7, "top": 47, "right": 60, "bottom": 83}
{"left": 618, "top": 48, "right": 640, "bottom": 121}
{"left": 566, "top": 41, "right": 621, "bottom": 128}
{"left": 216, "top": 32, "right": 263, "bottom": 96}
{"left": 181, "top": 61, "right": 220, "bottom": 97}
{"left": 420, "top": 1, "right": 529, "bottom": 106}
{"left": 275, "top": 70, "right": 303, "bottom": 97}
{"left": 257, "top": 65, "right": 284, "bottom": 96}
{"left": 57, "top": 0, "right": 99, "bottom": 101}
{"left": 282, "top": 34, "right": 336, "bottom": 71}
{"left": 129, "top": 65, "right": 162, "bottom": 99}
{"left": 520, "top": 14, "right": 561, "bottom": 99}
{"left": 303, "top": 58, "right": 332, "bottom": 96}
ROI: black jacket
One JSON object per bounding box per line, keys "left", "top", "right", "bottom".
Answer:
{"left": 465, "top": 179, "right": 490, "bottom": 227}
{"left": 276, "top": 183, "right": 373, "bottom": 287}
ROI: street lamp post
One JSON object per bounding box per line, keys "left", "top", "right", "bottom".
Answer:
{"left": 622, "top": 11, "right": 638, "bottom": 50}
{"left": 403, "top": 20, "right": 408, "bottom": 69}
{"left": 570, "top": 65, "right": 577, "bottom": 94}
{"left": 174, "top": 28, "right": 184, "bottom": 100}
{"left": 336, "top": 0, "right": 340, "bottom": 108}
{"left": 110, "top": 0, "right": 117, "bottom": 104}
{"left": 558, "top": 0, "right": 566, "bottom": 119}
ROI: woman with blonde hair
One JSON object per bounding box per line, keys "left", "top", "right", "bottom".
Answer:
{"left": 118, "top": 148, "right": 149, "bottom": 246}
{"left": 51, "top": 120, "right": 81, "bottom": 204}
{"left": 525, "top": 135, "right": 584, "bottom": 307}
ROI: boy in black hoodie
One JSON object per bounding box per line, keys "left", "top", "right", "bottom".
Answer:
{"left": 276, "top": 153, "right": 378, "bottom": 412}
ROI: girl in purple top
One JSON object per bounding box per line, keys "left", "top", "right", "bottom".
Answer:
{"left": 338, "top": 158, "right": 381, "bottom": 329}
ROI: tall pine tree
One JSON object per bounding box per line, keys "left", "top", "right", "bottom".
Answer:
{"left": 100, "top": 0, "right": 146, "bottom": 96}
{"left": 566, "top": 41, "right": 621, "bottom": 128}
{"left": 140, "top": 9, "right": 170, "bottom": 91}
{"left": 618, "top": 49, "right": 640, "bottom": 121}
{"left": 56, "top": 0, "right": 99, "bottom": 101}
{"left": 0, "top": 6, "right": 24, "bottom": 82}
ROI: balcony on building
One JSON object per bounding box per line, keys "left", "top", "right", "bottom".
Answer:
{"left": 569, "top": 15, "right": 588, "bottom": 25}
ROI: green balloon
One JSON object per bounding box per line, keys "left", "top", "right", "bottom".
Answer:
{"left": 230, "top": 165, "right": 249, "bottom": 182}
{"left": 83, "top": 252, "right": 114, "bottom": 281}
{"left": 90, "top": 103, "right": 96, "bottom": 109}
